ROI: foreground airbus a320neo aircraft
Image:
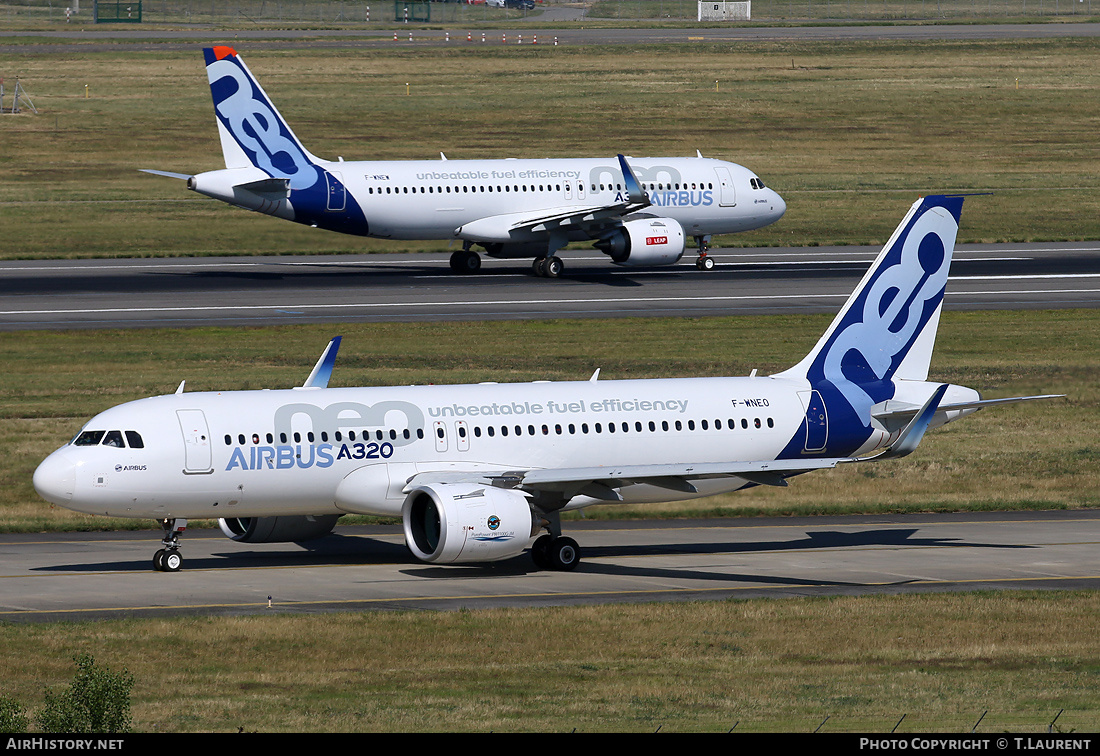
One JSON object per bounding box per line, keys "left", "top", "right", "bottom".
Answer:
{"left": 142, "top": 47, "right": 786, "bottom": 277}
{"left": 34, "top": 195, "right": 1058, "bottom": 572}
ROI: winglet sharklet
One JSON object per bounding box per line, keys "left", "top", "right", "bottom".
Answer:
{"left": 302, "top": 337, "right": 342, "bottom": 389}
{"left": 879, "top": 383, "right": 949, "bottom": 459}
{"left": 617, "top": 154, "right": 648, "bottom": 205}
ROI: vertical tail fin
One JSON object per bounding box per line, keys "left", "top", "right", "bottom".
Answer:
{"left": 775, "top": 195, "right": 964, "bottom": 423}
{"left": 202, "top": 47, "right": 322, "bottom": 190}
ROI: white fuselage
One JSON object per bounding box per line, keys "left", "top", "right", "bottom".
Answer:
{"left": 194, "top": 154, "right": 786, "bottom": 247}
{"left": 35, "top": 373, "right": 847, "bottom": 522}
{"left": 336, "top": 156, "right": 784, "bottom": 241}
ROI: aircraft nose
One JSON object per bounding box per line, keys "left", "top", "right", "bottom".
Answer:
{"left": 771, "top": 190, "right": 787, "bottom": 221}
{"left": 33, "top": 450, "right": 76, "bottom": 506}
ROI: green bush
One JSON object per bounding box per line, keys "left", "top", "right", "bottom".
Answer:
{"left": 0, "top": 696, "right": 29, "bottom": 733}
{"left": 35, "top": 654, "right": 133, "bottom": 734}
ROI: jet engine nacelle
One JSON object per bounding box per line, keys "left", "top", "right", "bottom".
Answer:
{"left": 218, "top": 515, "right": 341, "bottom": 543}
{"left": 402, "top": 483, "right": 538, "bottom": 564}
{"left": 594, "top": 217, "right": 686, "bottom": 266}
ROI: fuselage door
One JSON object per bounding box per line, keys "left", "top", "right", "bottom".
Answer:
{"left": 455, "top": 421, "right": 470, "bottom": 452}
{"left": 798, "top": 390, "right": 828, "bottom": 453}
{"left": 177, "top": 409, "right": 214, "bottom": 474}
{"left": 325, "top": 170, "right": 347, "bottom": 212}
{"left": 713, "top": 166, "right": 737, "bottom": 207}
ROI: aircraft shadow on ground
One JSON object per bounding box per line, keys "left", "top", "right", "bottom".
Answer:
{"left": 32, "top": 527, "right": 1032, "bottom": 576}
{"left": 32, "top": 532, "right": 409, "bottom": 573}
{"left": 399, "top": 528, "right": 1034, "bottom": 584}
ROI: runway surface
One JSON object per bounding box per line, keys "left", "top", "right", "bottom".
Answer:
{"left": 5, "top": 22, "right": 1100, "bottom": 53}
{"left": 2, "top": 242, "right": 1098, "bottom": 330}
{"left": 2, "top": 510, "right": 1098, "bottom": 622}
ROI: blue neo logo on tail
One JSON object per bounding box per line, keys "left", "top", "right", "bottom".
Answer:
{"left": 776, "top": 195, "right": 965, "bottom": 456}
{"left": 820, "top": 202, "right": 957, "bottom": 420}
{"left": 204, "top": 47, "right": 319, "bottom": 190}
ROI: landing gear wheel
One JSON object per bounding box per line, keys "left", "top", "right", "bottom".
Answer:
{"left": 532, "top": 256, "right": 564, "bottom": 278}
{"left": 153, "top": 549, "right": 166, "bottom": 572}
{"left": 162, "top": 550, "right": 182, "bottom": 572}
{"left": 696, "top": 255, "right": 715, "bottom": 271}
{"left": 450, "top": 249, "right": 481, "bottom": 274}
{"left": 531, "top": 534, "right": 554, "bottom": 570}
{"left": 548, "top": 537, "right": 580, "bottom": 571}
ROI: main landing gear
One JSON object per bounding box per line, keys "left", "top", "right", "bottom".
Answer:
{"left": 532, "top": 255, "right": 564, "bottom": 279}
{"left": 449, "top": 247, "right": 481, "bottom": 274}
{"left": 694, "top": 235, "right": 715, "bottom": 271}
{"left": 529, "top": 511, "right": 580, "bottom": 571}
{"left": 153, "top": 518, "right": 187, "bottom": 572}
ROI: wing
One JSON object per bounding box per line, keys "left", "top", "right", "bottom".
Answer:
{"left": 454, "top": 154, "right": 650, "bottom": 244}
{"left": 405, "top": 457, "right": 854, "bottom": 504}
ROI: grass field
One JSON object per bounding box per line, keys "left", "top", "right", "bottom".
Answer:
{"left": 2, "top": 592, "right": 1099, "bottom": 732}
{"left": 2, "top": 37, "right": 1100, "bottom": 258}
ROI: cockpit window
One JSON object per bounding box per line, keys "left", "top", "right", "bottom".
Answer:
{"left": 71, "top": 429, "right": 144, "bottom": 448}
{"left": 73, "top": 430, "right": 105, "bottom": 446}
{"left": 750, "top": 177, "right": 767, "bottom": 190}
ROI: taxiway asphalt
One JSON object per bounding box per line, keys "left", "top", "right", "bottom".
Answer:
{"left": 3, "top": 510, "right": 1099, "bottom": 622}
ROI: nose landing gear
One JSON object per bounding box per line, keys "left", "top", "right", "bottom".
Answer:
{"left": 153, "top": 518, "right": 187, "bottom": 572}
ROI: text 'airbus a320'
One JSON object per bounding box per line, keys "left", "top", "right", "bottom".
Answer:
{"left": 142, "top": 47, "right": 786, "bottom": 277}
{"left": 34, "top": 195, "right": 1058, "bottom": 573}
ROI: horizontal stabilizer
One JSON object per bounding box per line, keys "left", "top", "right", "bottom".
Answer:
{"left": 237, "top": 177, "right": 291, "bottom": 195}
{"left": 873, "top": 393, "right": 1065, "bottom": 422}
{"left": 140, "top": 169, "right": 192, "bottom": 181}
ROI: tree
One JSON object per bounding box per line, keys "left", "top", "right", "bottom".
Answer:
{"left": 36, "top": 654, "right": 133, "bottom": 733}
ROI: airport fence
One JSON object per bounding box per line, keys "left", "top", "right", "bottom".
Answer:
{"left": 0, "top": 0, "right": 540, "bottom": 24}
{"left": 2, "top": 0, "right": 1096, "bottom": 25}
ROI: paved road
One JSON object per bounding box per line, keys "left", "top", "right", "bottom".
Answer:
{"left": 2, "top": 242, "right": 1097, "bottom": 330}
{"left": 2, "top": 510, "right": 1097, "bottom": 622}
{"left": 4, "top": 22, "right": 1100, "bottom": 55}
